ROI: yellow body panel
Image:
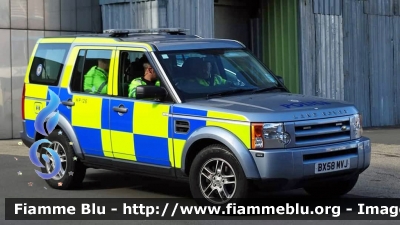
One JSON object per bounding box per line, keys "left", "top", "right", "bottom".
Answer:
{"left": 39, "top": 38, "right": 75, "bottom": 43}
{"left": 104, "top": 152, "right": 114, "bottom": 158}
{"left": 133, "top": 102, "right": 170, "bottom": 138}
{"left": 207, "top": 110, "right": 249, "bottom": 122}
{"left": 101, "top": 129, "right": 113, "bottom": 157}
{"left": 206, "top": 121, "right": 251, "bottom": 149}
{"left": 24, "top": 99, "right": 46, "bottom": 120}
{"left": 173, "top": 139, "right": 186, "bottom": 169}
{"left": 74, "top": 37, "right": 119, "bottom": 44}
{"left": 25, "top": 84, "right": 48, "bottom": 99}
{"left": 73, "top": 38, "right": 153, "bottom": 50}
{"left": 117, "top": 47, "right": 148, "bottom": 51}
{"left": 122, "top": 42, "right": 153, "bottom": 51}
{"left": 113, "top": 153, "right": 136, "bottom": 161}
{"left": 112, "top": 50, "right": 120, "bottom": 96}
{"left": 60, "top": 47, "right": 80, "bottom": 88}
{"left": 108, "top": 50, "right": 116, "bottom": 96}
{"left": 71, "top": 95, "right": 103, "bottom": 129}
{"left": 111, "top": 131, "right": 135, "bottom": 158}
{"left": 168, "top": 138, "right": 175, "bottom": 167}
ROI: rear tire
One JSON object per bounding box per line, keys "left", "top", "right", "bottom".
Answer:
{"left": 303, "top": 175, "right": 359, "bottom": 197}
{"left": 39, "top": 129, "right": 86, "bottom": 190}
{"left": 189, "top": 144, "right": 249, "bottom": 207}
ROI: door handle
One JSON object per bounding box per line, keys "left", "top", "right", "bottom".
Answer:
{"left": 113, "top": 106, "right": 128, "bottom": 113}
{"left": 62, "top": 100, "right": 75, "bottom": 106}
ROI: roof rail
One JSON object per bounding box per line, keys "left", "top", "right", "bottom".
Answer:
{"left": 103, "top": 28, "right": 189, "bottom": 37}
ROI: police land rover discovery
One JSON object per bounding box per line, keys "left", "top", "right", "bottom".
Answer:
{"left": 20, "top": 28, "right": 370, "bottom": 206}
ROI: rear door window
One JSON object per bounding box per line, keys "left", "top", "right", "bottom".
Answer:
{"left": 29, "top": 43, "right": 71, "bottom": 86}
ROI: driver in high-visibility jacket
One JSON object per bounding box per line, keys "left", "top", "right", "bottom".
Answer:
{"left": 128, "top": 62, "right": 160, "bottom": 98}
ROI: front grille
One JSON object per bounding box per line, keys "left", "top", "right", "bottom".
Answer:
{"left": 292, "top": 117, "right": 351, "bottom": 147}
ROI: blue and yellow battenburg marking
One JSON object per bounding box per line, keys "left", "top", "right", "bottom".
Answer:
{"left": 168, "top": 107, "right": 251, "bottom": 169}
{"left": 23, "top": 83, "right": 60, "bottom": 139}
{"left": 24, "top": 85, "right": 252, "bottom": 169}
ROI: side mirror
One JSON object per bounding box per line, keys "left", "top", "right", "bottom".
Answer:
{"left": 135, "top": 85, "right": 167, "bottom": 100}
{"left": 276, "top": 76, "right": 284, "bottom": 84}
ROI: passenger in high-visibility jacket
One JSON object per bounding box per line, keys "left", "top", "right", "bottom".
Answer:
{"left": 187, "top": 60, "right": 227, "bottom": 86}
{"left": 83, "top": 59, "right": 110, "bottom": 94}
{"left": 128, "top": 62, "right": 160, "bottom": 98}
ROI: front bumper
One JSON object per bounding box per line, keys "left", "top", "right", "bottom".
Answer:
{"left": 249, "top": 137, "right": 371, "bottom": 190}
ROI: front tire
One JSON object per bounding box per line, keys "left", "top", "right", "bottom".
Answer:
{"left": 39, "top": 129, "right": 86, "bottom": 190}
{"left": 303, "top": 175, "right": 359, "bottom": 197}
{"left": 189, "top": 144, "right": 249, "bottom": 207}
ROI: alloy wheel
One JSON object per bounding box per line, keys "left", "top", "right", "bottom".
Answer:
{"left": 43, "top": 141, "right": 67, "bottom": 180}
{"left": 199, "top": 158, "right": 237, "bottom": 204}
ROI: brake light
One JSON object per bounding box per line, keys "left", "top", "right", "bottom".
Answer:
{"left": 251, "top": 123, "right": 264, "bottom": 149}
{"left": 21, "top": 83, "right": 25, "bottom": 120}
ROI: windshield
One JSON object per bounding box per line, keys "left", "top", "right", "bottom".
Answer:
{"left": 155, "top": 49, "right": 286, "bottom": 101}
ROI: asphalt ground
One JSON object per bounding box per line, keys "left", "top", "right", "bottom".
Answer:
{"left": 0, "top": 128, "right": 399, "bottom": 225}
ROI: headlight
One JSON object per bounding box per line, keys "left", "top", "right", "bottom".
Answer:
{"left": 352, "top": 113, "right": 363, "bottom": 139}
{"left": 251, "top": 123, "right": 291, "bottom": 149}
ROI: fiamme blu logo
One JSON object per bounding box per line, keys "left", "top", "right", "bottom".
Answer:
{"left": 28, "top": 89, "right": 62, "bottom": 180}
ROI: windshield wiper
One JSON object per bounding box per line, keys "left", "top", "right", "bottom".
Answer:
{"left": 206, "top": 88, "right": 255, "bottom": 99}
{"left": 252, "top": 86, "right": 287, "bottom": 93}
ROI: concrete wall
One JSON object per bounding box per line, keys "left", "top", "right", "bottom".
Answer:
{"left": 0, "top": 0, "right": 102, "bottom": 139}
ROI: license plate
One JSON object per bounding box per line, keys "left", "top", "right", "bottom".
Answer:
{"left": 315, "top": 158, "right": 350, "bottom": 174}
